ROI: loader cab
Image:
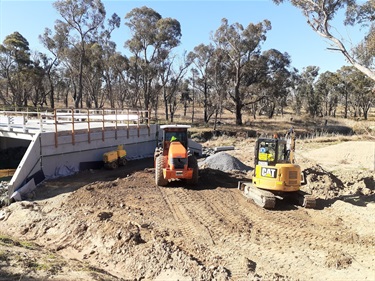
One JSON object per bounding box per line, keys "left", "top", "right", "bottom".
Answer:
{"left": 255, "top": 138, "right": 289, "bottom": 167}
{"left": 160, "top": 125, "right": 190, "bottom": 156}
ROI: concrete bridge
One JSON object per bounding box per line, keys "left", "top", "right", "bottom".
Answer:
{"left": 0, "top": 108, "right": 158, "bottom": 199}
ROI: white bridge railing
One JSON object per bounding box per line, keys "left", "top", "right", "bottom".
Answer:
{"left": 0, "top": 108, "right": 150, "bottom": 147}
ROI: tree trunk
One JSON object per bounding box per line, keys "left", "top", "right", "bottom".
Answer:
{"left": 76, "top": 53, "right": 84, "bottom": 108}
{"left": 47, "top": 73, "right": 55, "bottom": 109}
{"left": 203, "top": 86, "right": 209, "bottom": 124}
{"left": 234, "top": 86, "right": 243, "bottom": 125}
{"left": 235, "top": 102, "right": 243, "bottom": 125}
{"left": 268, "top": 102, "right": 275, "bottom": 119}
{"left": 163, "top": 88, "right": 169, "bottom": 121}
{"left": 363, "top": 109, "right": 368, "bottom": 120}
{"left": 344, "top": 91, "right": 348, "bottom": 119}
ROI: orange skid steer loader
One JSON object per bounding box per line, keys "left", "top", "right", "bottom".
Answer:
{"left": 154, "top": 125, "right": 198, "bottom": 186}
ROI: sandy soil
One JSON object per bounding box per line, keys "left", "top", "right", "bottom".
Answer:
{"left": 0, "top": 138, "right": 374, "bottom": 281}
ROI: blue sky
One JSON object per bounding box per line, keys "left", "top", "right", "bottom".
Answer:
{"left": 0, "top": 0, "right": 366, "bottom": 73}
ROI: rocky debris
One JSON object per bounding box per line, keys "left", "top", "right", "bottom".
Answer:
{"left": 0, "top": 181, "right": 9, "bottom": 207}
{"left": 119, "top": 239, "right": 230, "bottom": 280}
{"left": 199, "top": 152, "right": 251, "bottom": 172}
{"left": 201, "top": 146, "right": 215, "bottom": 157}
{"left": 325, "top": 250, "right": 353, "bottom": 269}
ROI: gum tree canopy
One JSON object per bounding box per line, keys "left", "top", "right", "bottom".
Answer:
{"left": 273, "top": 0, "right": 375, "bottom": 82}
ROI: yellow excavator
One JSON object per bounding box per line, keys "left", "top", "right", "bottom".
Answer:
{"left": 238, "top": 128, "right": 315, "bottom": 209}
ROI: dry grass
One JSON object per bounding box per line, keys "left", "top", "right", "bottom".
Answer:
{"left": 0, "top": 169, "right": 16, "bottom": 179}
{"left": 185, "top": 112, "right": 374, "bottom": 140}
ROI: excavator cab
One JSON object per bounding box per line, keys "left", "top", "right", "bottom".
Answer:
{"left": 255, "top": 138, "right": 289, "bottom": 167}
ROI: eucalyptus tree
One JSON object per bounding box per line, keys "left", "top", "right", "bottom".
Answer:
{"left": 98, "top": 13, "right": 121, "bottom": 108}
{"left": 288, "top": 70, "right": 304, "bottom": 115}
{"left": 273, "top": 0, "right": 375, "bottom": 82}
{"left": 315, "top": 71, "right": 340, "bottom": 117}
{"left": 353, "top": 71, "right": 375, "bottom": 120}
{"left": 336, "top": 66, "right": 356, "bottom": 118}
{"left": 55, "top": 72, "right": 71, "bottom": 107}
{"left": 124, "top": 6, "right": 182, "bottom": 115}
{"left": 347, "top": 1, "right": 375, "bottom": 77}
{"left": 180, "top": 79, "right": 191, "bottom": 117}
{"left": 187, "top": 44, "right": 215, "bottom": 124}
{"left": 42, "top": 0, "right": 118, "bottom": 108}
{"left": 83, "top": 42, "right": 105, "bottom": 108}
{"left": 105, "top": 52, "right": 130, "bottom": 109}
{"left": 159, "top": 54, "right": 191, "bottom": 121}
{"left": 211, "top": 48, "right": 229, "bottom": 129}
{"left": 0, "top": 32, "right": 32, "bottom": 106}
{"left": 29, "top": 52, "right": 49, "bottom": 107}
{"left": 159, "top": 58, "right": 174, "bottom": 120}
{"left": 348, "top": 69, "right": 374, "bottom": 119}
{"left": 259, "top": 49, "right": 292, "bottom": 118}
{"left": 39, "top": 24, "right": 63, "bottom": 109}
{"left": 337, "top": 66, "right": 374, "bottom": 119}
{"left": 168, "top": 59, "right": 191, "bottom": 123}
{"left": 212, "top": 18, "right": 271, "bottom": 125}
{"left": 36, "top": 52, "right": 58, "bottom": 108}
{"left": 126, "top": 56, "right": 143, "bottom": 109}
{"left": 296, "top": 66, "right": 321, "bottom": 117}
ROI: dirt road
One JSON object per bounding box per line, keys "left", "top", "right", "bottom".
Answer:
{"left": 0, "top": 140, "right": 374, "bottom": 280}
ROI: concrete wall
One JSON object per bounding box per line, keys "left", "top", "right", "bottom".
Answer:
{"left": 8, "top": 133, "right": 41, "bottom": 197}
{"left": 40, "top": 125, "right": 157, "bottom": 179}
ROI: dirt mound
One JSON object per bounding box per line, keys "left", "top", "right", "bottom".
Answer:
{"left": 199, "top": 152, "right": 251, "bottom": 172}
{"left": 303, "top": 164, "right": 375, "bottom": 200}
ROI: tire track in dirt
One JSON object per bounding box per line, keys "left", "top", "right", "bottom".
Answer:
{"left": 183, "top": 187, "right": 289, "bottom": 279}
{"left": 207, "top": 187, "right": 374, "bottom": 280}
{"left": 182, "top": 188, "right": 257, "bottom": 280}
{"left": 157, "top": 186, "right": 215, "bottom": 247}
{"left": 157, "top": 185, "right": 323, "bottom": 279}
{"left": 177, "top": 188, "right": 251, "bottom": 279}
{"left": 179, "top": 187, "right": 319, "bottom": 279}
{"left": 156, "top": 184, "right": 256, "bottom": 279}
{"left": 149, "top": 172, "right": 374, "bottom": 280}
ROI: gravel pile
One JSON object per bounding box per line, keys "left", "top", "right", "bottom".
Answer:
{"left": 200, "top": 152, "right": 251, "bottom": 172}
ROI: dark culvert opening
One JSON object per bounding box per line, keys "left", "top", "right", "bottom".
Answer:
{"left": 0, "top": 137, "right": 30, "bottom": 181}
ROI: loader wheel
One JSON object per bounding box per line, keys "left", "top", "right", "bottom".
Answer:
{"left": 119, "top": 157, "right": 127, "bottom": 166}
{"left": 155, "top": 156, "right": 168, "bottom": 186}
{"left": 187, "top": 155, "right": 198, "bottom": 185}
{"left": 109, "top": 161, "right": 118, "bottom": 169}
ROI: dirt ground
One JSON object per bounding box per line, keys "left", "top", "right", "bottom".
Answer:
{"left": 0, "top": 135, "right": 374, "bottom": 281}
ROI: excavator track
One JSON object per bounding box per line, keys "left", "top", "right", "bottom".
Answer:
{"left": 297, "top": 190, "right": 316, "bottom": 208}
{"left": 239, "top": 182, "right": 316, "bottom": 209}
{"left": 279, "top": 190, "right": 316, "bottom": 209}
{"left": 238, "top": 181, "right": 276, "bottom": 209}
